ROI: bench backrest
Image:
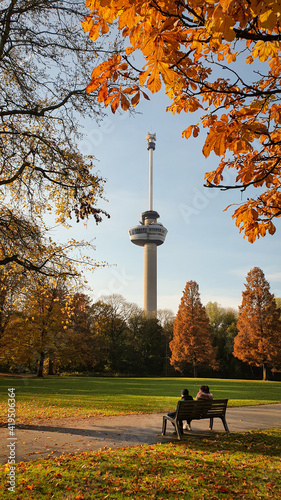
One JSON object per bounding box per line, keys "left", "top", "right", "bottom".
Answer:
{"left": 176, "top": 400, "right": 195, "bottom": 420}
{"left": 205, "top": 399, "right": 228, "bottom": 417}
{"left": 176, "top": 399, "right": 228, "bottom": 420}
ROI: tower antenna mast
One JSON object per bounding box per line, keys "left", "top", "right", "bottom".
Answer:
{"left": 147, "top": 132, "right": 156, "bottom": 211}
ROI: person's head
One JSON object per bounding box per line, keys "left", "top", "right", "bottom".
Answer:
{"left": 181, "top": 388, "right": 189, "bottom": 398}
{"left": 199, "top": 385, "right": 210, "bottom": 394}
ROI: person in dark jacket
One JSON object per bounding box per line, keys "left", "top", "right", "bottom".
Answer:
{"left": 167, "top": 388, "right": 193, "bottom": 434}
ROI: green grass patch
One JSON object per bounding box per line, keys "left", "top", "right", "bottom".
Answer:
{"left": 1, "top": 429, "right": 281, "bottom": 499}
{"left": 0, "top": 377, "right": 281, "bottom": 423}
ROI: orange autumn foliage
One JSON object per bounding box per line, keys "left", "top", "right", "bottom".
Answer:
{"left": 169, "top": 281, "right": 217, "bottom": 377}
{"left": 84, "top": 0, "right": 281, "bottom": 242}
{"left": 233, "top": 267, "right": 281, "bottom": 380}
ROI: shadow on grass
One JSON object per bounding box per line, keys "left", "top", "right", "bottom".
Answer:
{"left": 161, "top": 428, "right": 281, "bottom": 458}
{"left": 0, "top": 421, "right": 160, "bottom": 452}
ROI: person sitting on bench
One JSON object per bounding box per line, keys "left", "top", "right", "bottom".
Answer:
{"left": 196, "top": 385, "right": 213, "bottom": 400}
{"left": 167, "top": 388, "right": 193, "bottom": 434}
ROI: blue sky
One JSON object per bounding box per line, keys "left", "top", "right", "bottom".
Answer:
{"left": 63, "top": 89, "right": 281, "bottom": 315}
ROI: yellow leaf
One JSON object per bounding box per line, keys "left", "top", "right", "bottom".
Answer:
{"left": 89, "top": 22, "right": 101, "bottom": 42}
{"left": 182, "top": 126, "right": 193, "bottom": 139}
{"left": 203, "top": 128, "right": 226, "bottom": 157}
{"left": 101, "top": 19, "right": 109, "bottom": 35}
{"left": 268, "top": 222, "right": 276, "bottom": 235}
{"left": 259, "top": 10, "right": 276, "bottom": 31}
{"left": 141, "top": 90, "right": 150, "bottom": 101}
{"left": 86, "top": 79, "right": 98, "bottom": 93}
{"left": 111, "top": 94, "right": 119, "bottom": 113}
{"left": 82, "top": 16, "right": 93, "bottom": 33}
{"left": 120, "top": 93, "right": 130, "bottom": 111}
{"left": 139, "top": 68, "right": 151, "bottom": 87}
{"left": 131, "top": 92, "right": 140, "bottom": 107}
{"left": 118, "top": 5, "right": 136, "bottom": 30}
{"left": 97, "top": 83, "right": 108, "bottom": 102}
{"left": 147, "top": 65, "right": 162, "bottom": 93}
{"left": 252, "top": 41, "right": 279, "bottom": 62}
{"left": 125, "top": 46, "right": 135, "bottom": 55}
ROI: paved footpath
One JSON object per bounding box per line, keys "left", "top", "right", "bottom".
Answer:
{"left": 0, "top": 404, "right": 280, "bottom": 463}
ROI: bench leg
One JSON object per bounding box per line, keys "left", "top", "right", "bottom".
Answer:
{"left": 162, "top": 416, "right": 167, "bottom": 435}
{"left": 209, "top": 417, "right": 213, "bottom": 431}
{"left": 174, "top": 421, "right": 182, "bottom": 440}
{"left": 221, "top": 416, "right": 229, "bottom": 432}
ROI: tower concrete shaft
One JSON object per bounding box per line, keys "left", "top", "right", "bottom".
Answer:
{"left": 144, "top": 243, "right": 157, "bottom": 316}
{"left": 128, "top": 133, "right": 167, "bottom": 317}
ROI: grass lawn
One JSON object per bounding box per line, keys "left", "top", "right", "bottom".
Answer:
{"left": 0, "top": 376, "right": 281, "bottom": 423}
{"left": 1, "top": 429, "right": 281, "bottom": 499}
{"left": 1, "top": 377, "right": 281, "bottom": 499}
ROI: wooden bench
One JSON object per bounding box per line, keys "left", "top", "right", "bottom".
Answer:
{"left": 162, "top": 399, "right": 229, "bottom": 440}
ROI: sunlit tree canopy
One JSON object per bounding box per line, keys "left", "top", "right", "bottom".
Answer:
{"left": 84, "top": 0, "right": 281, "bottom": 242}
{"left": 0, "top": 0, "right": 110, "bottom": 275}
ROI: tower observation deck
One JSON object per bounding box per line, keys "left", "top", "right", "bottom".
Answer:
{"left": 128, "top": 133, "right": 167, "bottom": 317}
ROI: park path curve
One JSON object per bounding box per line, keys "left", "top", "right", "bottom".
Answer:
{"left": 0, "top": 403, "right": 280, "bottom": 463}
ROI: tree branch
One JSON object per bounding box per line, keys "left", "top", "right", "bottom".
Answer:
{"left": 0, "top": 161, "right": 28, "bottom": 186}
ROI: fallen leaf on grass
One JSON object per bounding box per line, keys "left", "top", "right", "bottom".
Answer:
{"left": 216, "top": 486, "right": 229, "bottom": 493}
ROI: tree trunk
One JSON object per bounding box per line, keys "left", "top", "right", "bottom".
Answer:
{"left": 193, "top": 364, "right": 198, "bottom": 378}
{"left": 262, "top": 363, "right": 267, "bottom": 381}
{"left": 38, "top": 351, "right": 45, "bottom": 377}
{"left": 48, "top": 358, "right": 54, "bottom": 375}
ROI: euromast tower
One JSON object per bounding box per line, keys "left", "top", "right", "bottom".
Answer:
{"left": 128, "top": 133, "right": 167, "bottom": 317}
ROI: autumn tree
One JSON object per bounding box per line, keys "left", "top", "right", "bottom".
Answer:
{"left": 170, "top": 281, "right": 217, "bottom": 377}
{"left": 0, "top": 209, "right": 107, "bottom": 278}
{"left": 84, "top": 0, "right": 281, "bottom": 242}
{"left": 1, "top": 289, "right": 170, "bottom": 376}
{"left": 0, "top": 264, "right": 29, "bottom": 371}
{"left": 0, "top": 264, "right": 26, "bottom": 341}
{"left": 233, "top": 267, "right": 281, "bottom": 380}
{"left": 5, "top": 276, "right": 72, "bottom": 376}
{"left": 276, "top": 297, "right": 281, "bottom": 313}
{"left": 60, "top": 292, "right": 98, "bottom": 372}
{"left": 0, "top": 0, "right": 110, "bottom": 275}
